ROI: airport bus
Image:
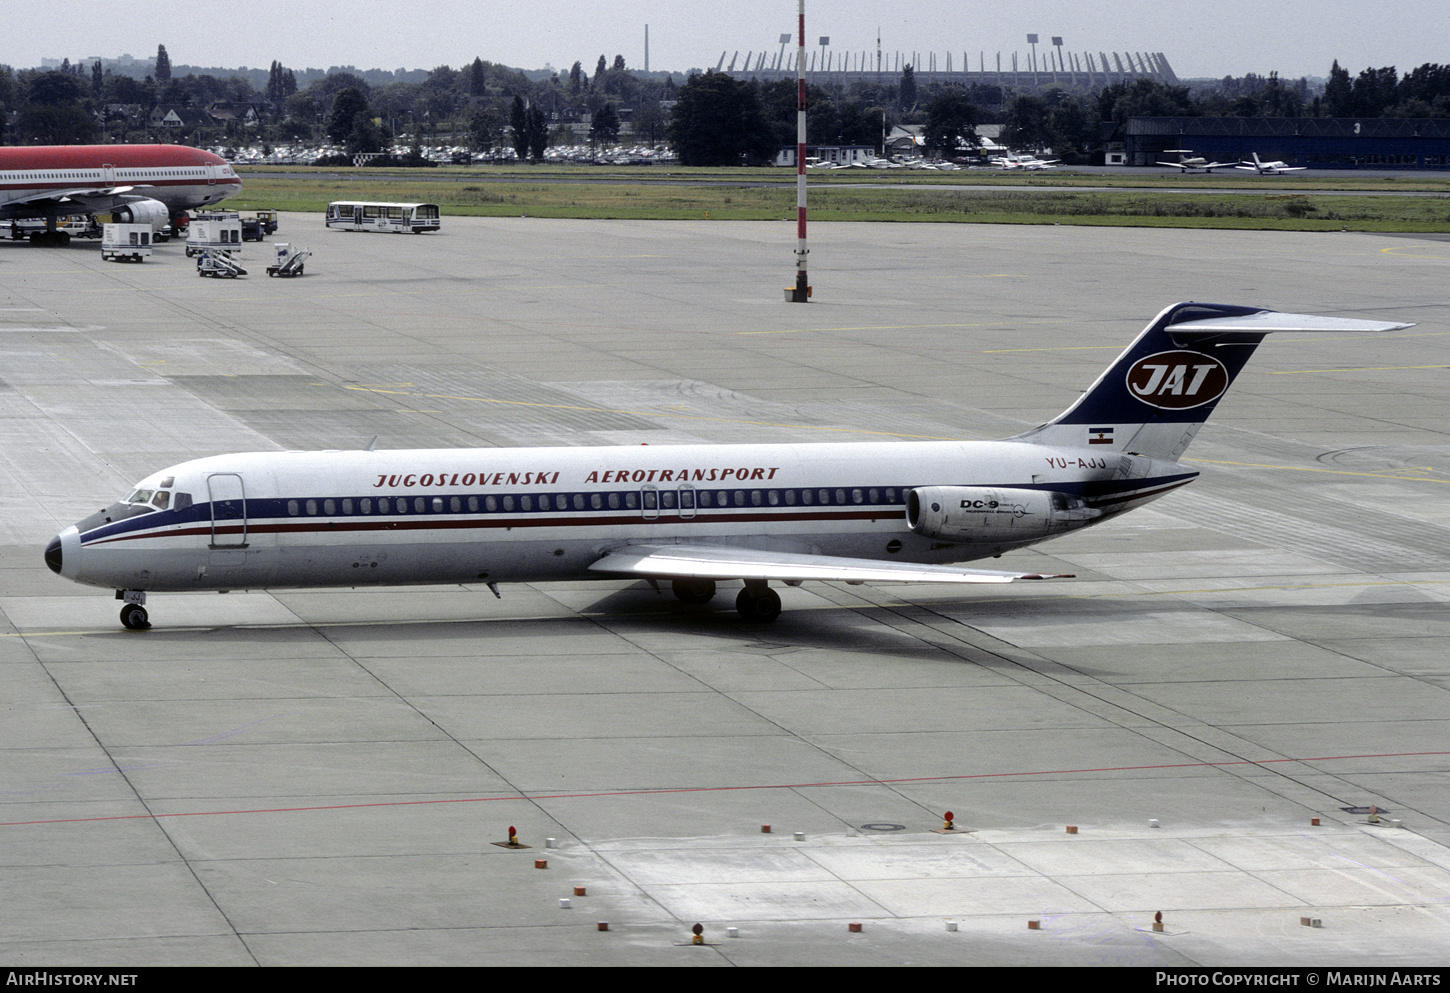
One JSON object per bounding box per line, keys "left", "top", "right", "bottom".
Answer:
{"left": 325, "top": 201, "right": 441, "bottom": 234}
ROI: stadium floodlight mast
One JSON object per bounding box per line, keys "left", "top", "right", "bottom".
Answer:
{"left": 787, "top": 0, "right": 811, "bottom": 303}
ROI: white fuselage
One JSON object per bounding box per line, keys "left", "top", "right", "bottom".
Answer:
{"left": 53, "top": 440, "right": 1192, "bottom": 594}
{"left": 0, "top": 165, "right": 239, "bottom": 214}
{"left": 0, "top": 145, "right": 243, "bottom": 221}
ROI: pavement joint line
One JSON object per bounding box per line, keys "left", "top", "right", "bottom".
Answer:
{"left": 3, "top": 750, "right": 1446, "bottom": 829}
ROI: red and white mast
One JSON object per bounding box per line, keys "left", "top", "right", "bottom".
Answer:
{"left": 788, "top": 0, "right": 811, "bottom": 302}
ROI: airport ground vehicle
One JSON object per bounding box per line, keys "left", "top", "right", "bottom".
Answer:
{"left": 239, "top": 209, "right": 280, "bottom": 241}
{"left": 196, "top": 252, "right": 247, "bottom": 278}
{"left": 266, "top": 243, "right": 309, "bottom": 277}
{"left": 100, "top": 223, "right": 153, "bottom": 262}
{"left": 325, "top": 201, "right": 440, "bottom": 233}
{"left": 10, "top": 215, "right": 97, "bottom": 243}
{"left": 186, "top": 211, "right": 243, "bottom": 257}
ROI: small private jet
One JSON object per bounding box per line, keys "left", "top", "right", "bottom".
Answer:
{"left": 1236, "top": 153, "right": 1308, "bottom": 175}
{"left": 45, "top": 302, "right": 1411, "bottom": 629}
{"left": 1156, "top": 149, "right": 1235, "bottom": 173}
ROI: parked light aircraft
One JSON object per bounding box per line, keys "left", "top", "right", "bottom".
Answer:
{"left": 1156, "top": 150, "right": 1234, "bottom": 173}
{"left": 1236, "top": 153, "right": 1307, "bottom": 175}
{"left": 991, "top": 154, "right": 1059, "bottom": 170}
{"left": 0, "top": 144, "right": 241, "bottom": 245}
{"left": 45, "top": 302, "right": 1410, "bottom": 629}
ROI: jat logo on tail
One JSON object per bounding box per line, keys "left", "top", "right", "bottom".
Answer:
{"left": 1125, "top": 350, "right": 1229, "bottom": 410}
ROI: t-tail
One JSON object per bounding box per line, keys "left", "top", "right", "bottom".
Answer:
{"left": 1014, "top": 302, "right": 1413, "bottom": 461}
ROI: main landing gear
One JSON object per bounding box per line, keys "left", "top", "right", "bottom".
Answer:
{"left": 670, "top": 578, "right": 717, "bottom": 605}
{"left": 735, "top": 581, "right": 782, "bottom": 623}
{"left": 669, "top": 577, "right": 781, "bottom": 622}
{"left": 117, "top": 591, "right": 150, "bottom": 630}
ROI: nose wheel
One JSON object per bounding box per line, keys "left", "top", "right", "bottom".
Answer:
{"left": 120, "top": 603, "right": 150, "bottom": 630}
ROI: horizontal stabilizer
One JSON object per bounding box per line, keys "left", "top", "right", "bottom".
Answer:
{"left": 1169, "top": 312, "right": 1413, "bottom": 336}
{"left": 590, "top": 543, "right": 1072, "bottom": 585}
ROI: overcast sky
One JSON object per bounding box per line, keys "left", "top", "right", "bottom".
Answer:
{"left": 11, "top": 0, "right": 1444, "bottom": 82}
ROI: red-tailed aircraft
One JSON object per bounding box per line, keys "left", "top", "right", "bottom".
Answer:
{"left": 0, "top": 144, "right": 242, "bottom": 245}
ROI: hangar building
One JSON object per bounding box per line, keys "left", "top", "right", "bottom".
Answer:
{"left": 1124, "top": 117, "right": 1450, "bottom": 170}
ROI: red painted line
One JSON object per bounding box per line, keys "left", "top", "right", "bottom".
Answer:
{"left": 3, "top": 749, "right": 1445, "bottom": 829}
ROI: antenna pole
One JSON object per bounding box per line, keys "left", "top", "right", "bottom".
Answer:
{"left": 787, "top": 0, "right": 810, "bottom": 302}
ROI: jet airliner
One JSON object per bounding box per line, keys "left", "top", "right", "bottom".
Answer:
{"left": 44, "top": 302, "right": 1411, "bottom": 629}
{"left": 0, "top": 144, "right": 242, "bottom": 245}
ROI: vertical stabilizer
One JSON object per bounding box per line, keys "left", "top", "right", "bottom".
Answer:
{"left": 1012, "top": 302, "right": 1411, "bottom": 461}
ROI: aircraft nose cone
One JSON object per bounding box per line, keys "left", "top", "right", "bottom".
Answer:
{"left": 45, "top": 535, "right": 62, "bottom": 575}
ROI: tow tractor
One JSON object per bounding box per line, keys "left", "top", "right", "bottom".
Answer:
{"left": 266, "top": 243, "right": 310, "bottom": 277}
{"left": 239, "top": 209, "right": 280, "bottom": 241}
{"left": 196, "top": 251, "right": 247, "bottom": 278}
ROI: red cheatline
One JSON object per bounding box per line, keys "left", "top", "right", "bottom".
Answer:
{"left": 2, "top": 750, "right": 1444, "bottom": 828}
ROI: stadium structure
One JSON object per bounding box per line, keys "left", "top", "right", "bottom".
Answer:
{"left": 717, "top": 34, "right": 1176, "bottom": 90}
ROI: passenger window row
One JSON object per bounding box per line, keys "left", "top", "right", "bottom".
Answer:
{"left": 282, "top": 487, "right": 906, "bottom": 517}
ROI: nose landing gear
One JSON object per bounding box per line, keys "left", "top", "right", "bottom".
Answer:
{"left": 117, "top": 591, "right": 150, "bottom": 630}
{"left": 120, "top": 603, "right": 150, "bottom": 630}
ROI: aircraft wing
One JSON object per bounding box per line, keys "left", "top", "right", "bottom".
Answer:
{"left": 1, "top": 186, "right": 154, "bottom": 214}
{"left": 588, "top": 542, "right": 1072, "bottom": 585}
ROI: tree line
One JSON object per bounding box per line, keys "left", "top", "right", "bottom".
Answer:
{"left": 2, "top": 44, "right": 1449, "bottom": 165}
{"left": 0, "top": 44, "right": 677, "bottom": 157}
{"left": 667, "top": 60, "right": 1450, "bottom": 165}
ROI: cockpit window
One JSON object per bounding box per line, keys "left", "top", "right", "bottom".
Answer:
{"left": 151, "top": 491, "right": 170, "bottom": 509}
{"left": 125, "top": 489, "right": 155, "bottom": 507}
{"left": 159, "top": 477, "right": 175, "bottom": 488}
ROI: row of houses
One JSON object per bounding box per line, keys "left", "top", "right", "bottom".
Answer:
{"left": 100, "top": 100, "right": 266, "bottom": 130}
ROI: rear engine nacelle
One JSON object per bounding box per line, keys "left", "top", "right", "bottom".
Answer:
{"left": 906, "top": 486, "right": 1101, "bottom": 543}
{"left": 112, "top": 198, "right": 170, "bottom": 232}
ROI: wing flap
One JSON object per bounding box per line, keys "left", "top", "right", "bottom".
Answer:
{"left": 589, "top": 543, "right": 1072, "bottom": 585}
